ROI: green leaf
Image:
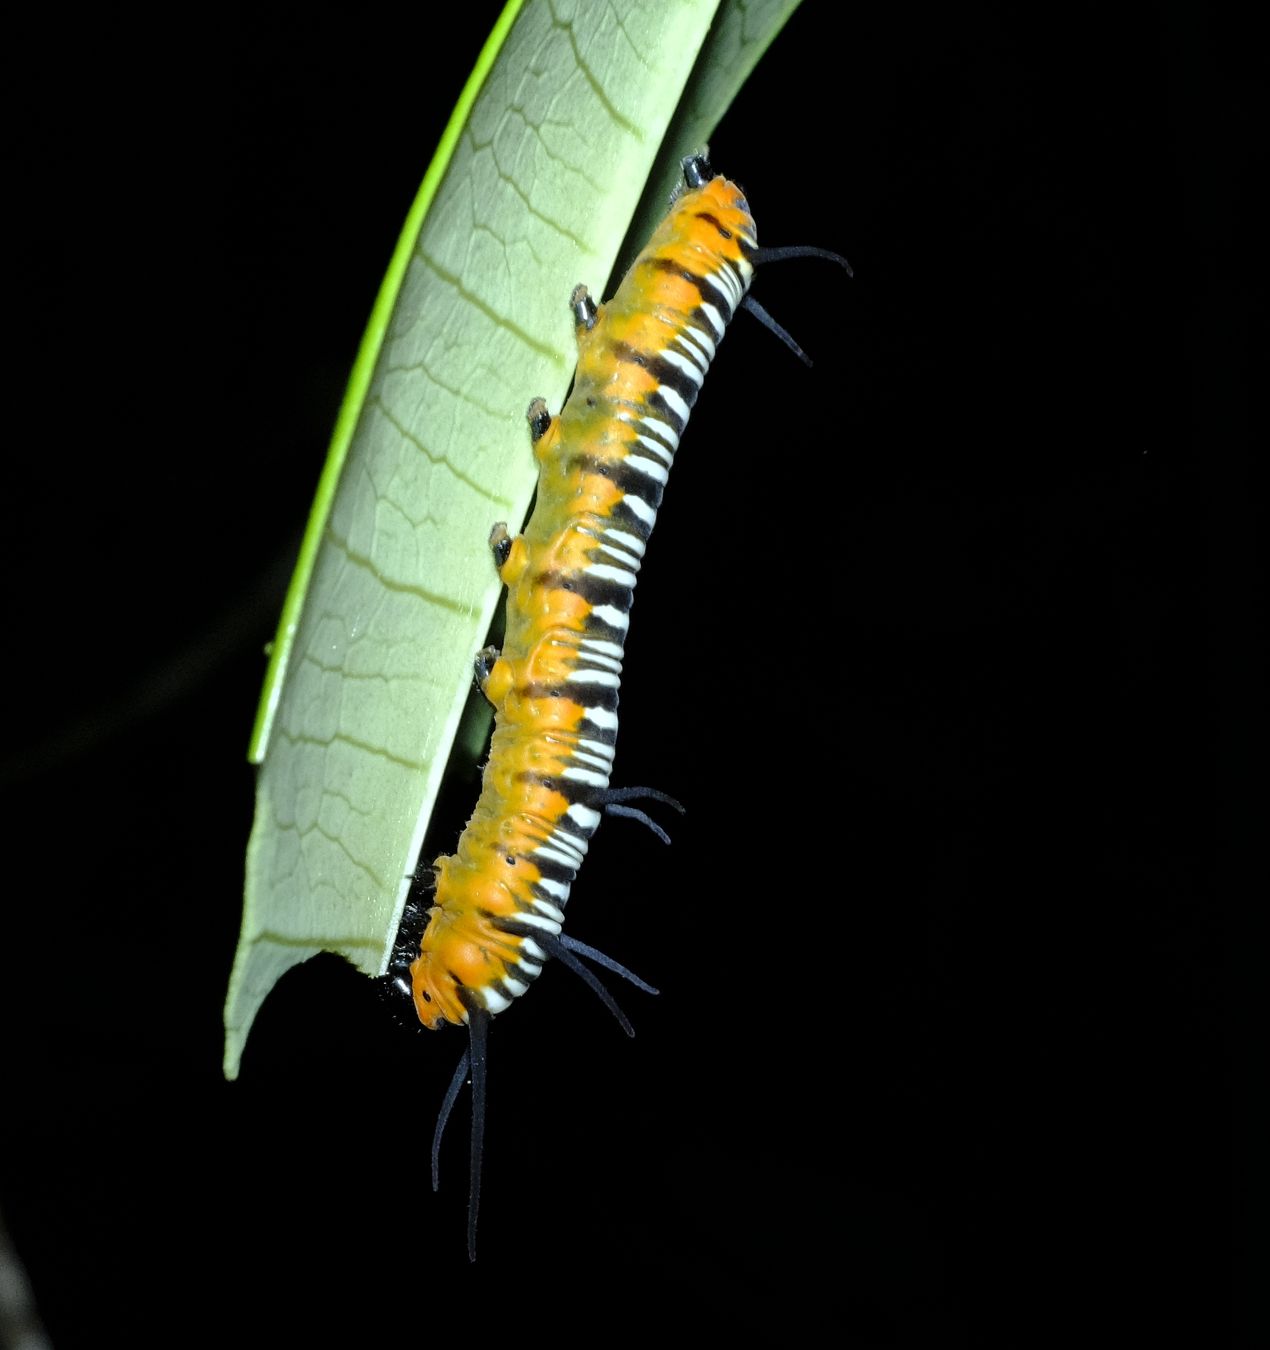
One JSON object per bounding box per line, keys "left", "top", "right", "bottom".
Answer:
{"left": 225, "top": 0, "right": 802, "bottom": 1079}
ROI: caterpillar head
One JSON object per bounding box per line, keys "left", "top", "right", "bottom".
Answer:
{"left": 410, "top": 857, "right": 519, "bottom": 1030}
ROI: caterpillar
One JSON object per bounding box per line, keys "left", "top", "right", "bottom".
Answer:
{"left": 401, "top": 155, "right": 850, "bottom": 1258}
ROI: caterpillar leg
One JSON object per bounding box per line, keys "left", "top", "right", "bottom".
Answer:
{"left": 488, "top": 520, "right": 527, "bottom": 587}
{"left": 472, "top": 645, "right": 500, "bottom": 700}
{"left": 526, "top": 397, "right": 555, "bottom": 456}
{"left": 570, "top": 283, "right": 598, "bottom": 332}
{"left": 570, "top": 284, "right": 608, "bottom": 364}
{"left": 475, "top": 647, "right": 514, "bottom": 709}
{"left": 488, "top": 521, "right": 512, "bottom": 570}
{"left": 481, "top": 525, "right": 519, "bottom": 710}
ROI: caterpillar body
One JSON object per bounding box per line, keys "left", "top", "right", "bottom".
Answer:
{"left": 404, "top": 155, "right": 849, "bottom": 1257}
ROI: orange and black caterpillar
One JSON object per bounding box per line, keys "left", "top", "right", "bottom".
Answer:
{"left": 401, "top": 155, "right": 850, "bottom": 1257}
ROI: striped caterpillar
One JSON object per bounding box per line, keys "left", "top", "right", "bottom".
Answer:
{"left": 401, "top": 155, "right": 850, "bottom": 1257}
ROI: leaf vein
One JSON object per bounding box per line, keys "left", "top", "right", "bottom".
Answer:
{"left": 371, "top": 398, "right": 516, "bottom": 509}
{"left": 324, "top": 520, "right": 470, "bottom": 613}
{"left": 412, "top": 248, "right": 560, "bottom": 360}
{"left": 274, "top": 725, "right": 430, "bottom": 774}
{"left": 548, "top": 0, "right": 644, "bottom": 137}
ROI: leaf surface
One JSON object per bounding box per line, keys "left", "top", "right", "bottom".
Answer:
{"left": 225, "top": 0, "right": 801, "bottom": 1077}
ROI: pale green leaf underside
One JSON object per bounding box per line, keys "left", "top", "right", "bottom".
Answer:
{"left": 225, "top": 0, "right": 801, "bottom": 1078}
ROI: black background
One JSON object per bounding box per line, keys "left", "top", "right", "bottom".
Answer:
{"left": 2, "top": 3, "right": 1259, "bottom": 1345}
